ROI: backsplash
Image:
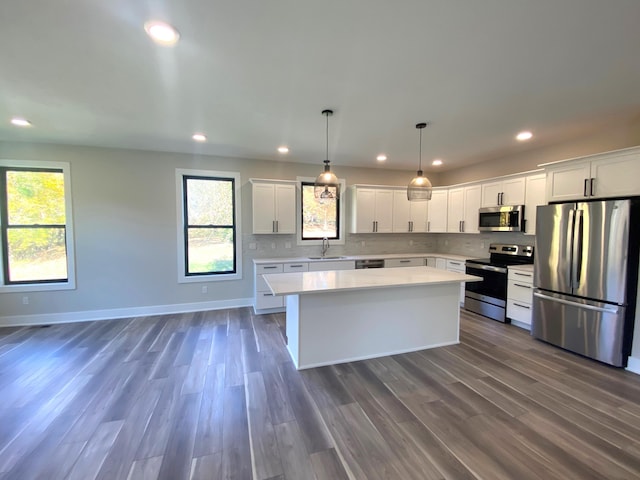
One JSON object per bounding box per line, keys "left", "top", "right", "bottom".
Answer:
{"left": 243, "top": 231, "right": 534, "bottom": 261}
{"left": 436, "top": 232, "right": 536, "bottom": 258}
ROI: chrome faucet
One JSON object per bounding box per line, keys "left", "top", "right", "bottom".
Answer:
{"left": 321, "top": 237, "right": 330, "bottom": 258}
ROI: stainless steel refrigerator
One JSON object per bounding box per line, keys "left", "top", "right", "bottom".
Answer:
{"left": 532, "top": 198, "right": 640, "bottom": 367}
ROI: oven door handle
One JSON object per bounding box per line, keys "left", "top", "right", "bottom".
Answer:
{"left": 465, "top": 262, "right": 507, "bottom": 274}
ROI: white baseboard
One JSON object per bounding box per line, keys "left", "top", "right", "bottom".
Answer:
{"left": 626, "top": 355, "right": 640, "bottom": 375}
{"left": 0, "top": 297, "right": 254, "bottom": 327}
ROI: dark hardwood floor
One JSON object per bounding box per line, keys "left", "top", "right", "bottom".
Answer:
{"left": 1, "top": 307, "right": 640, "bottom": 479}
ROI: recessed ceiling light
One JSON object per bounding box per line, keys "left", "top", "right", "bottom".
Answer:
{"left": 432, "top": 159, "right": 443, "bottom": 166}
{"left": 376, "top": 154, "right": 387, "bottom": 162}
{"left": 516, "top": 131, "right": 533, "bottom": 141}
{"left": 144, "top": 20, "right": 180, "bottom": 46}
{"left": 192, "top": 133, "right": 207, "bottom": 142}
{"left": 11, "top": 117, "right": 31, "bottom": 127}
{"left": 277, "top": 146, "right": 289, "bottom": 154}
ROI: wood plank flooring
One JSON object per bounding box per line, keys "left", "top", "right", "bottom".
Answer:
{"left": 1, "top": 308, "right": 640, "bottom": 479}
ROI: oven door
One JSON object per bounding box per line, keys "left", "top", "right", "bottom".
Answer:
{"left": 465, "top": 262, "right": 508, "bottom": 302}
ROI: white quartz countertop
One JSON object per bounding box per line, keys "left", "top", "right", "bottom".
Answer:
{"left": 253, "top": 253, "right": 470, "bottom": 264}
{"left": 263, "top": 266, "right": 481, "bottom": 296}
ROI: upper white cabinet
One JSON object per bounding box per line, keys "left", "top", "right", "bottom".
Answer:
{"left": 427, "top": 188, "right": 448, "bottom": 232}
{"left": 350, "top": 186, "right": 394, "bottom": 233}
{"left": 251, "top": 179, "right": 297, "bottom": 234}
{"left": 447, "top": 184, "right": 481, "bottom": 233}
{"left": 481, "top": 177, "right": 525, "bottom": 207}
{"left": 392, "top": 190, "right": 428, "bottom": 233}
{"left": 523, "top": 173, "right": 546, "bottom": 235}
{"left": 544, "top": 147, "right": 640, "bottom": 202}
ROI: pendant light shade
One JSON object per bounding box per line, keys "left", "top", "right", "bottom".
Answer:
{"left": 407, "top": 122, "right": 433, "bottom": 201}
{"left": 314, "top": 109, "right": 340, "bottom": 200}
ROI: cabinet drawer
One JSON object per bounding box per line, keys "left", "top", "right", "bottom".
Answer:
{"left": 508, "top": 268, "right": 534, "bottom": 282}
{"left": 385, "top": 258, "right": 425, "bottom": 268}
{"left": 256, "top": 264, "right": 284, "bottom": 275}
{"left": 507, "top": 299, "right": 532, "bottom": 325}
{"left": 508, "top": 279, "right": 534, "bottom": 303}
{"left": 446, "top": 259, "right": 465, "bottom": 272}
{"left": 308, "top": 261, "right": 355, "bottom": 272}
{"left": 255, "top": 292, "right": 284, "bottom": 310}
{"left": 284, "top": 263, "right": 309, "bottom": 272}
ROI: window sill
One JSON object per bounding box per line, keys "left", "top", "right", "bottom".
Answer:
{"left": 0, "top": 281, "right": 76, "bottom": 294}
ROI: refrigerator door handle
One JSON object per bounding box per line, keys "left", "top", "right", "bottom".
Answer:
{"left": 533, "top": 291, "right": 619, "bottom": 314}
{"left": 568, "top": 208, "right": 576, "bottom": 288}
{"left": 572, "top": 209, "right": 584, "bottom": 289}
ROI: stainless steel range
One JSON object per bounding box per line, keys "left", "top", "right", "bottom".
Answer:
{"left": 465, "top": 244, "right": 534, "bottom": 322}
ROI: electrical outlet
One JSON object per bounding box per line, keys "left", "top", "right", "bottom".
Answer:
{"left": 201, "top": 285, "right": 208, "bottom": 294}
{"left": 22, "top": 296, "right": 29, "bottom": 305}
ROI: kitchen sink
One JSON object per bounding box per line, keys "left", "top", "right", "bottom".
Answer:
{"left": 307, "top": 256, "right": 347, "bottom": 260}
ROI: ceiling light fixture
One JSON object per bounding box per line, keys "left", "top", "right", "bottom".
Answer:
{"left": 376, "top": 154, "right": 387, "bottom": 161}
{"left": 11, "top": 117, "right": 31, "bottom": 127}
{"left": 277, "top": 146, "right": 289, "bottom": 153}
{"left": 314, "top": 109, "right": 340, "bottom": 200}
{"left": 144, "top": 20, "right": 180, "bottom": 46}
{"left": 516, "top": 130, "right": 533, "bottom": 141}
{"left": 407, "top": 122, "right": 433, "bottom": 201}
{"left": 432, "top": 159, "right": 443, "bottom": 166}
{"left": 192, "top": 133, "right": 207, "bottom": 142}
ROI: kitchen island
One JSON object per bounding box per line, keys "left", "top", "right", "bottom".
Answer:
{"left": 263, "top": 266, "right": 480, "bottom": 369}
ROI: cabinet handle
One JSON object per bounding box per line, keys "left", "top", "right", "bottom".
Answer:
{"left": 513, "top": 272, "right": 532, "bottom": 277}
{"left": 513, "top": 302, "right": 531, "bottom": 309}
{"left": 400, "top": 260, "right": 411, "bottom": 263}
{"left": 372, "top": 221, "right": 376, "bottom": 232}
{"left": 427, "top": 221, "right": 431, "bottom": 232}
{"left": 262, "top": 293, "right": 275, "bottom": 297}
{"left": 514, "top": 283, "right": 531, "bottom": 289}
{"left": 289, "top": 264, "right": 303, "bottom": 268}
{"left": 497, "top": 193, "right": 500, "bottom": 205}
{"left": 263, "top": 266, "right": 278, "bottom": 270}
{"left": 449, "top": 262, "right": 461, "bottom": 266}
{"left": 275, "top": 220, "right": 279, "bottom": 232}
{"left": 583, "top": 178, "right": 589, "bottom": 197}
{"left": 461, "top": 220, "right": 465, "bottom": 232}
{"left": 590, "top": 178, "right": 595, "bottom": 196}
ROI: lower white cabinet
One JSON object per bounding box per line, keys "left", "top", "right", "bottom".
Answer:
{"left": 507, "top": 266, "right": 534, "bottom": 328}
{"left": 445, "top": 259, "right": 466, "bottom": 306}
{"left": 254, "top": 260, "right": 354, "bottom": 313}
{"left": 255, "top": 263, "right": 285, "bottom": 311}
{"left": 385, "top": 258, "right": 425, "bottom": 268}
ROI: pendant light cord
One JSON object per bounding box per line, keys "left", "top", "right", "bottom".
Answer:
{"left": 325, "top": 111, "right": 329, "bottom": 161}
{"left": 419, "top": 128, "right": 422, "bottom": 171}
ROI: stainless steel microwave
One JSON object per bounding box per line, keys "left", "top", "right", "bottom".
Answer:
{"left": 478, "top": 205, "right": 524, "bottom": 232}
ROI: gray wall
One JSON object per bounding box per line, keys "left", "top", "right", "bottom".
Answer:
{"left": 0, "top": 141, "right": 440, "bottom": 320}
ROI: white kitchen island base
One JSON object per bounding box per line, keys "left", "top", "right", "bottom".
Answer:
{"left": 285, "top": 282, "right": 461, "bottom": 370}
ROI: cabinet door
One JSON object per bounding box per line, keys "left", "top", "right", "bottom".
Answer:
{"left": 252, "top": 183, "right": 276, "bottom": 233}
{"left": 354, "top": 188, "right": 376, "bottom": 233}
{"left": 546, "top": 161, "right": 591, "bottom": 202}
{"left": 427, "top": 189, "right": 448, "bottom": 232}
{"left": 274, "top": 184, "right": 296, "bottom": 233}
{"left": 462, "top": 185, "right": 481, "bottom": 233}
{"left": 409, "top": 200, "right": 428, "bottom": 232}
{"left": 435, "top": 258, "right": 447, "bottom": 269}
{"left": 481, "top": 181, "right": 503, "bottom": 207}
{"left": 447, "top": 188, "right": 464, "bottom": 232}
{"left": 590, "top": 151, "right": 640, "bottom": 198}
{"left": 501, "top": 177, "right": 526, "bottom": 205}
{"left": 374, "top": 190, "right": 394, "bottom": 233}
{"left": 392, "top": 190, "right": 411, "bottom": 232}
{"left": 524, "top": 173, "right": 546, "bottom": 235}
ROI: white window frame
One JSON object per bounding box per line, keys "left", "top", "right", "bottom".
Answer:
{"left": 296, "top": 176, "right": 346, "bottom": 246}
{"left": 175, "top": 168, "right": 242, "bottom": 283}
{"left": 0, "top": 159, "right": 76, "bottom": 293}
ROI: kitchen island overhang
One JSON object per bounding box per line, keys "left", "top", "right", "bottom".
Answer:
{"left": 263, "top": 266, "right": 481, "bottom": 370}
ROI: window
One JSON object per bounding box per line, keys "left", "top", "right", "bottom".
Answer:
{"left": 0, "top": 161, "right": 75, "bottom": 291}
{"left": 300, "top": 181, "right": 342, "bottom": 241}
{"left": 176, "top": 169, "right": 242, "bottom": 282}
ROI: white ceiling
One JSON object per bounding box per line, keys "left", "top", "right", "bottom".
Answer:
{"left": 2, "top": 0, "right": 640, "bottom": 172}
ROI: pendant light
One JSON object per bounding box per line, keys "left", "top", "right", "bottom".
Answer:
{"left": 314, "top": 109, "right": 340, "bottom": 200}
{"left": 407, "top": 122, "right": 433, "bottom": 201}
